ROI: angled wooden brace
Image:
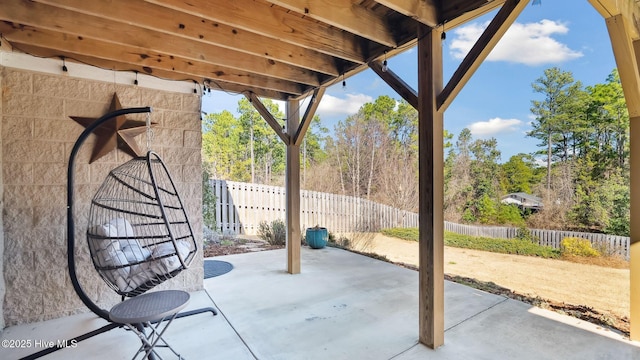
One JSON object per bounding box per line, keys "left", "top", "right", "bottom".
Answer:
{"left": 369, "top": 60, "right": 418, "bottom": 110}
{"left": 244, "top": 91, "right": 290, "bottom": 145}
{"left": 437, "top": 0, "right": 529, "bottom": 112}
{"left": 293, "top": 87, "right": 325, "bottom": 146}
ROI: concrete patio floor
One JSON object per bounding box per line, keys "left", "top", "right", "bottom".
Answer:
{"left": 2, "top": 247, "right": 639, "bottom": 359}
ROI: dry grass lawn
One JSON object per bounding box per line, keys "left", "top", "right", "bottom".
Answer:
{"left": 355, "top": 233, "right": 629, "bottom": 321}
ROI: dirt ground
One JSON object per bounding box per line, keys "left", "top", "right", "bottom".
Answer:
{"left": 204, "top": 233, "right": 630, "bottom": 335}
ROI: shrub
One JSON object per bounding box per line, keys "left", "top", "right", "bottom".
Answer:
{"left": 257, "top": 219, "right": 286, "bottom": 246}
{"left": 462, "top": 208, "right": 476, "bottom": 223}
{"left": 444, "top": 232, "right": 560, "bottom": 259}
{"left": 380, "top": 227, "right": 559, "bottom": 259}
{"left": 497, "top": 204, "right": 525, "bottom": 226}
{"left": 381, "top": 228, "right": 418, "bottom": 242}
{"left": 202, "top": 166, "right": 217, "bottom": 231}
{"left": 561, "top": 237, "right": 600, "bottom": 257}
{"left": 327, "top": 231, "right": 351, "bottom": 248}
{"left": 516, "top": 225, "right": 539, "bottom": 243}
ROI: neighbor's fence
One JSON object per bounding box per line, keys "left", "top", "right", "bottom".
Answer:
{"left": 211, "top": 180, "right": 630, "bottom": 259}
{"left": 212, "top": 180, "right": 418, "bottom": 235}
{"left": 444, "top": 222, "right": 630, "bottom": 259}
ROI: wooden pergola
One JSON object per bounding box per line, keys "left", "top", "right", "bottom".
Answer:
{"left": 1, "top": 0, "right": 639, "bottom": 347}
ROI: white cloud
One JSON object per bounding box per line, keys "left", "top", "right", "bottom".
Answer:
{"left": 272, "top": 100, "right": 286, "bottom": 115}
{"left": 450, "top": 19, "right": 583, "bottom": 65}
{"left": 469, "top": 117, "right": 523, "bottom": 136}
{"left": 317, "top": 93, "right": 373, "bottom": 116}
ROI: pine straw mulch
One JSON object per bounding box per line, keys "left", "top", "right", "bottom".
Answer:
{"left": 203, "top": 241, "right": 630, "bottom": 337}
{"left": 203, "top": 238, "right": 284, "bottom": 257}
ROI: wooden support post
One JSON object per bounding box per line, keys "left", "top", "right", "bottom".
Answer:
{"left": 286, "top": 99, "right": 301, "bottom": 274}
{"left": 606, "top": 14, "right": 640, "bottom": 341}
{"left": 417, "top": 23, "right": 444, "bottom": 349}
{"left": 631, "top": 116, "right": 640, "bottom": 341}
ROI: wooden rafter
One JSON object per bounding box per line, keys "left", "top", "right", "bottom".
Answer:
{"left": 146, "top": 0, "right": 367, "bottom": 64}
{"left": 264, "top": 0, "right": 396, "bottom": 47}
{"left": 35, "top": 0, "right": 339, "bottom": 76}
{"left": 0, "top": 1, "right": 319, "bottom": 88}
{"left": 11, "top": 43, "right": 291, "bottom": 100}
{"left": 0, "top": 23, "right": 312, "bottom": 95}
{"left": 1, "top": 0, "right": 515, "bottom": 100}
{"left": 374, "top": 0, "right": 438, "bottom": 27}
{"left": 444, "top": 0, "right": 506, "bottom": 29}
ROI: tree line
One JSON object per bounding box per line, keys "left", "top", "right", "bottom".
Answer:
{"left": 202, "top": 67, "right": 630, "bottom": 236}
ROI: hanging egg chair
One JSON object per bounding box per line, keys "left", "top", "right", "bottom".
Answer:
{"left": 41, "top": 106, "right": 216, "bottom": 360}
{"left": 86, "top": 150, "right": 197, "bottom": 297}
{"left": 66, "top": 106, "right": 213, "bottom": 321}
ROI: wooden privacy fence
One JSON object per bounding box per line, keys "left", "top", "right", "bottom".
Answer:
{"left": 211, "top": 180, "right": 630, "bottom": 259}
{"left": 212, "top": 180, "right": 418, "bottom": 235}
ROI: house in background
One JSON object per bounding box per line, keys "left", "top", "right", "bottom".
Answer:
{"left": 501, "top": 192, "right": 543, "bottom": 212}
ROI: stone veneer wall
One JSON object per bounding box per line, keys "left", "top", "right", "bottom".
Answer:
{"left": 1, "top": 67, "right": 204, "bottom": 326}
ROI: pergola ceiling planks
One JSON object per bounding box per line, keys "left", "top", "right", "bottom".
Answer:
{"left": 0, "top": 0, "right": 504, "bottom": 100}
{"left": 0, "top": 22, "right": 307, "bottom": 96}
{"left": 35, "top": 0, "right": 340, "bottom": 76}
{"left": 146, "top": 0, "right": 368, "bottom": 64}
{"left": 263, "top": 0, "right": 397, "bottom": 47}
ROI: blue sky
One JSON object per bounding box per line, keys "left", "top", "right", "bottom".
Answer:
{"left": 202, "top": 0, "right": 617, "bottom": 163}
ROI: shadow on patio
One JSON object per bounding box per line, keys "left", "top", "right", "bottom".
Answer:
{"left": 2, "top": 247, "right": 639, "bottom": 359}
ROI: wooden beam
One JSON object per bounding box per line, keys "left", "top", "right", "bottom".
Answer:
{"left": 417, "top": 23, "right": 444, "bottom": 349}
{"left": 0, "top": 33, "right": 12, "bottom": 51}
{"left": 630, "top": 116, "right": 640, "bottom": 342}
{"left": 589, "top": 0, "right": 640, "bottom": 39}
{"left": 370, "top": 60, "right": 418, "bottom": 109}
{"left": 437, "top": 0, "right": 529, "bottom": 112}
{"left": 244, "top": 92, "right": 291, "bottom": 145}
{"left": 36, "top": 0, "right": 339, "bottom": 76}
{"left": 293, "top": 87, "right": 325, "bottom": 146}
{"left": 10, "top": 43, "right": 293, "bottom": 100}
{"left": 607, "top": 15, "right": 640, "bottom": 117}
{"left": 446, "top": 0, "right": 506, "bottom": 29}
{"left": 606, "top": 14, "right": 640, "bottom": 342}
{"left": 374, "top": 0, "right": 438, "bottom": 27}
{"left": 146, "top": 0, "right": 367, "bottom": 64}
{"left": 286, "top": 99, "right": 302, "bottom": 274}
{"left": 264, "top": 0, "right": 396, "bottom": 47}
